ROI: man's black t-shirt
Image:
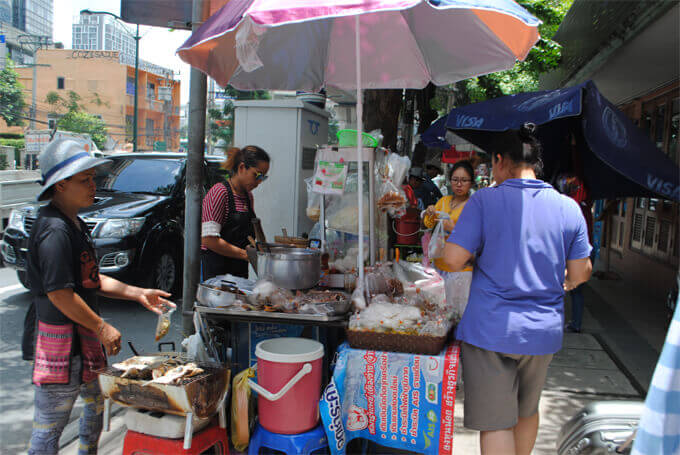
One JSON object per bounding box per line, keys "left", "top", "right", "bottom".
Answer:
{"left": 27, "top": 204, "right": 101, "bottom": 324}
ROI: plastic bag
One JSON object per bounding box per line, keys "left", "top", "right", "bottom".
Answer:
{"left": 231, "top": 367, "right": 256, "bottom": 452}
{"left": 444, "top": 271, "right": 473, "bottom": 322}
{"left": 376, "top": 153, "right": 411, "bottom": 218}
{"left": 428, "top": 220, "right": 446, "bottom": 260}
{"left": 154, "top": 306, "right": 175, "bottom": 342}
{"left": 305, "top": 177, "right": 321, "bottom": 221}
{"left": 326, "top": 193, "right": 370, "bottom": 234}
{"left": 181, "top": 333, "right": 212, "bottom": 362}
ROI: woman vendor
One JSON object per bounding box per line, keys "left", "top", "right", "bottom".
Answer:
{"left": 444, "top": 124, "right": 592, "bottom": 455}
{"left": 423, "top": 160, "right": 475, "bottom": 320}
{"left": 201, "top": 146, "right": 270, "bottom": 280}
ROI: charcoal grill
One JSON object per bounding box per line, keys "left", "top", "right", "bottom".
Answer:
{"left": 96, "top": 361, "right": 230, "bottom": 449}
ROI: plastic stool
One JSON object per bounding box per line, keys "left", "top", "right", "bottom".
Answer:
{"left": 123, "top": 419, "right": 229, "bottom": 455}
{"left": 248, "top": 423, "right": 328, "bottom": 455}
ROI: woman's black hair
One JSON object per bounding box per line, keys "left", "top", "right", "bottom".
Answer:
{"left": 493, "top": 123, "right": 543, "bottom": 173}
{"left": 448, "top": 160, "right": 474, "bottom": 181}
{"left": 224, "top": 145, "right": 270, "bottom": 173}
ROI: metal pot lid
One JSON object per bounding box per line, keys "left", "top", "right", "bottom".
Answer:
{"left": 257, "top": 247, "right": 320, "bottom": 261}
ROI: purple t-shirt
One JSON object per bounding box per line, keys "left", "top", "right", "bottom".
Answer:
{"left": 448, "top": 179, "right": 592, "bottom": 355}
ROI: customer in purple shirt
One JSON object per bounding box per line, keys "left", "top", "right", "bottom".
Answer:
{"left": 444, "top": 123, "right": 592, "bottom": 455}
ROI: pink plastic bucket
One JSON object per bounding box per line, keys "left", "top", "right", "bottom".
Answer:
{"left": 248, "top": 338, "right": 324, "bottom": 434}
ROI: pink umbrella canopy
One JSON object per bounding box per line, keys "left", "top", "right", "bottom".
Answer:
{"left": 177, "top": 0, "right": 540, "bottom": 91}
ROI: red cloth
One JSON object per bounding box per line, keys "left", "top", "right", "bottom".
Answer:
{"left": 402, "top": 184, "right": 418, "bottom": 208}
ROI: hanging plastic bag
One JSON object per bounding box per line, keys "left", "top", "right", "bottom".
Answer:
{"left": 376, "top": 152, "right": 411, "bottom": 218}
{"left": 305, "top": 177, "right": 321, "bottom": 221}
{"left": 231, "top": 367, "right": 256, "bottom": 451}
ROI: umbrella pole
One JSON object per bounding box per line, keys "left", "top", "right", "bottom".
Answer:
{"left": 355, "top": 15, "right": 365, "bottom": 289}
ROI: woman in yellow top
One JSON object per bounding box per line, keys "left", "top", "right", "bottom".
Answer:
{"left": 423, "top": 160, "right": 475, "bottom": 321}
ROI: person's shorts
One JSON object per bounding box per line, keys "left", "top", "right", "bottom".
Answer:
{"left": 461, "top": 342, "right": 553, "bottom": 431}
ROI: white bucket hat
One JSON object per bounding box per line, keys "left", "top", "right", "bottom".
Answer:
{"left": 37, "top": 139, "right": 111, "bottom": 201}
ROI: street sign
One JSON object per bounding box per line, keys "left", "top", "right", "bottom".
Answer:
{"left": 0, "top": 35, "right": 6, "bottom": 71}
{"left": 153, "top": 140, "right": 167, "bottom": 151}
{"left": 158, "top": 86, "right": 172, "bottom": 101}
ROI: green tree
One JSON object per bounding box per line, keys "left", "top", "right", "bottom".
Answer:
{"left": 453, "top": 0, "right": 574, "bottom": 106}
{"left": 0, "top": 57, "right": 26, "bottom": 126}
{"left": 45, "top": 90, "right": 108, "bottom": 149}
{"left": 57, "top": 111, "right": 107, "bottom": 150}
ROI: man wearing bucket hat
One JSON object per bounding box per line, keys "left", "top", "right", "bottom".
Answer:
{"left": 25, "top": 139, "right": 175, "bottom": 454}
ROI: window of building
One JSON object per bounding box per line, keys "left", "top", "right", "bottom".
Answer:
{"left": 147, "top": 82, "right": 155, "bottom": 99}
{"left": 57, "top": 77, "right": 65, "bottom": 89}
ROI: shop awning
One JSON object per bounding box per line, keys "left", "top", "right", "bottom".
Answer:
{"left": 442, "top": 80, "right": 679, "bottom": 201}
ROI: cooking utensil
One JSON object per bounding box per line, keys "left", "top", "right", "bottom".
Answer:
{"left": 128, "top": 341, "right": 140, "bottom": 356}
{"left": 252, "top": 218, "right": 267, "bottom": 244}
{"left": 256, "top": 247, "right": 321, "bottom": 290}
{"left": 246, "top": 246, "right": 259, "bottom": 274}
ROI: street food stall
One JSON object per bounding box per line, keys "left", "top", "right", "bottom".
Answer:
{"left": 95, "top": 0, "right": 542, "bottom": 453}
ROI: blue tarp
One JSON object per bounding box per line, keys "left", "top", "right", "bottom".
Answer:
{"left": 437, "top": 80, "right": 679, "bottom": 201}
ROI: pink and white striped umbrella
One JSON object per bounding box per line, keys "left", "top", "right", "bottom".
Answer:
{"left": 178, "top": 0, "right": 540, "bottom": 91}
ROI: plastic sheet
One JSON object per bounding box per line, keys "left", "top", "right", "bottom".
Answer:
{"left": 305, "top": 177, "right": 321, "bottom": 221}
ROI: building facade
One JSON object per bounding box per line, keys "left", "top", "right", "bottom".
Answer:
{"left": 0, "top": 0, "right": 53, "bottom": 65}
{"left": 11, "top": 0, "right": 52, "bottom": 38}
{"left": 541, "top": 1, "right": 679, "bottom": 301}
{"left": 0, "top": 49, "right": 181, "bottom": 150}
{"left": 72, "top": 13, "right": 135, "bottom": 62}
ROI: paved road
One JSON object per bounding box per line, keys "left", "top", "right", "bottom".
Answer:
{"left": 0, "top": 266, "right": 185, "bottom": 454}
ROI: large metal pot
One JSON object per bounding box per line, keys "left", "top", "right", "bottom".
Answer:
{"left": 257, "top": 247, "right": 321, "bottom": 290}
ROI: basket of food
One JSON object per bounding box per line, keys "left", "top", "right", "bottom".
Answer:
{"left": 346, "top": 329, "right": 448, "bottom": 355}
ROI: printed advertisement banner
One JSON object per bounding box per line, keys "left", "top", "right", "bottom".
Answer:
{"left": 321, "top": 342, "right": 460, "bottom": 455}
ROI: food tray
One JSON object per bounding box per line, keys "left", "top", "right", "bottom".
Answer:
{"left": 195, "top": 305, "right": 348, "bottom": 323}
{"left": 346, "top": 329, "right": 448, "bottom": 355}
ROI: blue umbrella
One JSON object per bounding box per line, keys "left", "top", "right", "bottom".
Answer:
{"left": 420, "top": 116, "right": 450, "bottom": 149}
{"left": 443, "top": 80, "right": 679, "bottom": 201}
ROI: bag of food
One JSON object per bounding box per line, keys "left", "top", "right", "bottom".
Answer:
{"left": 154, "top": 306, "right": 175, "bottom": 342}
{"left": 376, "top": 153, "right": 411, "bottom": 218}
{"left": 305, "top": 177, "right": 321, "bottom": 221}
{"left": 231, "top": 367, "right": 256, "bottom": 451}
{"left": 428, "top": 219, "right": 447, "bottom": 260}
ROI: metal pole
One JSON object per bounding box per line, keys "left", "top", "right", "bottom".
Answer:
{"left": 354, "top": 15, "right": 365, "bottom": 287}
{"left": 133, "top": 24, "right": 139, "bottom": 153}
{"left": 182, "top": 0, "right": 209, "bottom": 334}
{"left": 30, "top": 60, "right": 36, "bottom": 129}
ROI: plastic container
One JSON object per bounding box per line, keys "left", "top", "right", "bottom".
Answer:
{"left": 337, "top": 129, "right": 378, "bottom": 147}
{"left": 248, "top": 338, "right": 324, "bottom": 434}
{"left": 393, "top": 210, "right": 420, "bottom": 245}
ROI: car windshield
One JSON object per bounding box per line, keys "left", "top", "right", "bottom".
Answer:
{"left": 95, "top": 158, "right": 183, "bottom": 195}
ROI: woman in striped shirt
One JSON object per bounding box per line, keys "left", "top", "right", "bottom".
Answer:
{"left": 201, "top": 145, "right": 270, "bottom": 279}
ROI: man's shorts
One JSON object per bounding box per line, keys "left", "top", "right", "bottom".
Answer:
{"left": 461, "top": 342, "right": 553, "bottom": 431}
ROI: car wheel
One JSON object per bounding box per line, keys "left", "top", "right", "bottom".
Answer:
{"left": 148, "top": 249, "right": 180, "bottom": 295}
{"left": 17, "top": 271, "right": 30, "bottom": 289}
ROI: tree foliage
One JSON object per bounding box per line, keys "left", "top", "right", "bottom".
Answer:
{"left": 57, "top": 111, "right": 108, "bottom": 150}
{"left": 452, "top": 0, "right": 574, "bottom": 106}
{"left": 0, "top": 58, "right": 26, "bottom": 126}
{"left": 45, "top": 90, "right": 108, "bottom": 149}
{"left": 209, "top": 85, "right": 271, "bottom": 146}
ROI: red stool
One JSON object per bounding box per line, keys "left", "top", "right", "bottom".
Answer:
{"left": 122, "top": 419, "right": 230, "bottom": 455}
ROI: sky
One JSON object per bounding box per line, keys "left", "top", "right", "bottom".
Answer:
{"left": 53, "top": 0, "right": 193, "bottom": 105}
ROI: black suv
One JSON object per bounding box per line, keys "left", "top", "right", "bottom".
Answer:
{"left": 1, "top": 153, "right": 226, "bottom": 294}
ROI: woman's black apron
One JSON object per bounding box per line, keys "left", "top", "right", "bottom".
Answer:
{"left": 201, "top": 182, "right": 255, "bottom": 279}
